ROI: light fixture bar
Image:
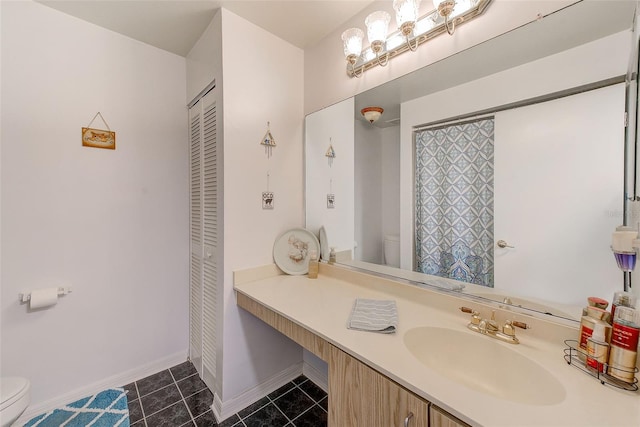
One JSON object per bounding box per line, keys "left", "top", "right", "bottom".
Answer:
{"left": 346, "top": 0, "right": 492, "bottom": 77}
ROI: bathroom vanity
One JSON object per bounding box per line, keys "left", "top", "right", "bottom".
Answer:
{"left": 234, "top": 263, "right": 640, "bottom": 427}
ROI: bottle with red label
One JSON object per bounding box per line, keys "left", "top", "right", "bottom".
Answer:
{"left": 607, "top": 306, "right": 640, "bottom": 383}
{"left": 578, "top": 306, "right": 612, "bottom": 361}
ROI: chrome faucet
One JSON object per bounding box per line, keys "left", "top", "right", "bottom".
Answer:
{"left": 459, "top": 307, "right": 529, "bottom": 344}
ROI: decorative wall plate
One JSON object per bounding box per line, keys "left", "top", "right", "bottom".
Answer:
{"left": 319, "top": 226, "right": 329, "bottom": 261}
{"left": 273, "top": 228, "right": 320, "bottom": 275}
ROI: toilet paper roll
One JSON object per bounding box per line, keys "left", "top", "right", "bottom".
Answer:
{"left": 29, "top": 287, "right": 58, "bottom": 309}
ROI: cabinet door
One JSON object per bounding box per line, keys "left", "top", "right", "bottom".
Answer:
{"left": 328, "top": 345, "right": 428, "bottom": 427}
{"left": 430, "top": 405, "right": 470, "bottom": 427}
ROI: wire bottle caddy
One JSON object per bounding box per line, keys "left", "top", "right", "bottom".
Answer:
{"left": 564, "top": 340, "right": 638, "bottom": 391}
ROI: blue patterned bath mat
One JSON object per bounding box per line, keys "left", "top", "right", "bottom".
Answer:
{"left": 24, "top": 387, "right": 129, "bottom": 427}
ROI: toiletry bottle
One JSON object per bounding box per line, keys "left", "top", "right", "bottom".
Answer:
{"left": 586, "top": 323, "right": 610, "bottom": 373}
{"left": 611, "top": 291, "right": 638, "bottom": 320}
{"left": 308, "top": 249, "right": 318, "bottom": 279}
{"left": 328, "top": 247, "right": 336, "bottom": 265}
{"left": 608, "top": 306, "right": 640, "bottom": 383}
{"left": 587, "top": 296, "right": 609, "bottom": 310}
{"left": 578, "top": 306, "right": 612, "bottom": 361}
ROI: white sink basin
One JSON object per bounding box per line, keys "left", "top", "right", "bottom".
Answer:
{"left": 404, "top": 327, "right": 566, "bottom": 405}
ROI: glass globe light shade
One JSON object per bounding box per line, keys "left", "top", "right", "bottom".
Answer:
{"left": 365, "top": 11, "right": 391, "bottom": 45}
{"left": 361, "top": 107, "right": 384, "bottom": 124}
{"left": 393, "top": 0, "right": 421, "bottom": 27}
{"left": 341, "top": 28, "right": 365, "bottom": 58}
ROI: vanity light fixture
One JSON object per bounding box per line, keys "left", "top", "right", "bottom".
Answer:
{"left": 342, "top": 0, "right": 492, "bottom": 78}
{"left": 341, "top": 27, "right": 365, "bottom": 78}
{"left": 433, "top": 0, "right": 457, "bottom": 35}
{"left": 365, "top": 11, "right": 391, "bottom": 66}
{"left": 393, "top": 0, "right": 421, "bottom": 52}
{"left": 361, "top": 107, "right": 384, "bottom": 124}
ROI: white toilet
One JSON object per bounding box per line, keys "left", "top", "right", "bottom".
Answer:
{"left": 383, "top": 234, "right": 400, "bottom": 268}
{"left": 1, "top": 377, "right": 30, "bottom": 427}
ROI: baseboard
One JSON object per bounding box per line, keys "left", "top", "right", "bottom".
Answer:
{"left": 302, "top": 361, "right": 328, "bottom": 392}
{"left": 16, "top": 350, "right": 188, "bottom": 424}
{"left": 211, "top": 362, "right": 303, "bottom": 422}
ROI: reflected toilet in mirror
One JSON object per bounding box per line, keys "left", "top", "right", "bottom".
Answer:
{"left": 383, "top": 234, "right": 400, "bottom": 268}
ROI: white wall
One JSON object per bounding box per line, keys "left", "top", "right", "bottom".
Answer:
{"left": 354, "top": 122, "right": 400, "bottom": 264}
{"left": 380, "top": 126, "right": 401, "bottom": 241}
{"left": 354, "top": 120, "right": 382, "bottom": 263}
{"left": 304, "top": 0, "right": 575, "bottom": 115}
{"left": 219, "top": 8, "right": 305, "bottom": 403}
{"left": 305, "top": 98, "right": 355, "bottom": 254}
{"left": 1, "top": 0, "right": 189, "bottom": 411}
{"left": 400, "top": 31, "right": 629, "bottom": 303}
{"left": 186, "top": 11, "right": 223, "bottom": 105}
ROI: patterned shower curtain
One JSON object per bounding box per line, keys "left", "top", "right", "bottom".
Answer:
{"left": 414, "top": 117, "right": 494, "bottom": 287}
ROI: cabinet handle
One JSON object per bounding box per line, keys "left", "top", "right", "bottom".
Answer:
{"left": 404, "top": 412, "right": 414, "bottom": 427}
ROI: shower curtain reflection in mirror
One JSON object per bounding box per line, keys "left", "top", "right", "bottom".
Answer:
{"left": 414, "top": 117, "right": 494, "bottom": 287}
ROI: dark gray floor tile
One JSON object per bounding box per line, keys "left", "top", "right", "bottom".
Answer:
{"left": 243, "top": 403, "right": 289, "bottom": 427}
{"left": 145, "top": 401, "right": 192, "bottom": 427}
{"left": 194, "top": 410, "right": 218, "bottom": 427}
{"left": 180, "top": 422, "right": 196, "bottom": 427}
{"left": 194, "top": 411, "right": 242, "bottom": 427}
{"left": 178, "top": 373, "right": 208, "bottom": 397}
{"left": 131, "top": 420, "right": 145, "bottom": 427}
{"left": 137, "top": 369, "right": 174, "bottom": 396}
{"left": 141, "top": 383, "right": 183, "bottom": 416}
{"left": 218, "top": 413, "right": 242, "bottom": 427}
{"left": 185, "top": 388, "right": 214, "bottom": 419}
{"left": 171, "top": 361, "right": 198, "bottom": 381}
{"left": 268, "top": 382, "right": 296, "bottom": 401}
{"left": 317, "top": 396, "right": 327, "bottom": 412}
{"left": 123, "top": 382, "right": 139, "bottom": 402}
{"left": 238, "top": 396, "right": 270, "bottom": 419}
{"left": 298, "top": 381, "right": 326, "bottom": 403}
{"left": 128, "top": 398, "right": 144, "bottom": 424}
{"left": 291, "top": 376, "right": 307, "bottom": 385}
{"left": 273, "top": 388, "right": 314, "bottom": 421}
{"left": 292, "top": 404, "right": 327, "bottom": 427}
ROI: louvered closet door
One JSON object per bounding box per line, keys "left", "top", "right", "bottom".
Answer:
{"left": 189, "top": 87, "right": 217, "bottom": 391}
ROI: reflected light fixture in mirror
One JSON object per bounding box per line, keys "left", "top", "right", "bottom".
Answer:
{"left": 366, "top": 11, "right": 391, "bottom": 66}
{"left": 341, "top": 0, "right": 492, "bottom": 78}
{"left": 361, "top": 107, "right": 384, "bottom": 124}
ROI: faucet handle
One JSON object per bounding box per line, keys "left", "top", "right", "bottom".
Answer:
{"left": 512, "top": 320, "right": 531, "bottom": 330}
{"left": 502, "top": 320, "right": 516, "bottom": 337}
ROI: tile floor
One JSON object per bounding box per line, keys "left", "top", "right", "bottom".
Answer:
{"left": 123, "top": 361, "right": 327, "bottom": 427}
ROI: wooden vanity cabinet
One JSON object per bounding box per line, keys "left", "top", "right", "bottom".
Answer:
{"left": 328, "top": 345, "right": 429, "bottom": 427}
{"left": 430, "top": 404, "right": 471, "bottom": 427}
{"left": 236, "top": 293, "right": 470, "bottom": 427}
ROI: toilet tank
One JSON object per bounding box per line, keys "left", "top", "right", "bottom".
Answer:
{"left": 383, "top": 235, "right": 400, "bottom": 268}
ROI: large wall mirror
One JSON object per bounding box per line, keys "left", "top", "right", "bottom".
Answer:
{"left": 305, "top": 1, "right": 640, "bottom": 323}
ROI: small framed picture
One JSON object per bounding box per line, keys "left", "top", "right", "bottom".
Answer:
{"left": 82, "top": 127, "right": 116, "bottom": 150}
{"left": 262, "top": 192, "right": 274, "bottom": 210}
{"left": 327, "top": 194, "right": 335, "bottom": 209}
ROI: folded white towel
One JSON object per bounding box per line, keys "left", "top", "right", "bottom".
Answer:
{"left": 347, "top": 298, "right": 398, "bottom": 334}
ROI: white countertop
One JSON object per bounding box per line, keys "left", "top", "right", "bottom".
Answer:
{"left": 234, "top": 264, "right": 640, "bottom": 427}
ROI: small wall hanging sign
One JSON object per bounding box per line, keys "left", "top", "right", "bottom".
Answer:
{"left": 327, "top": 194, "right": 335, "bottom": 209}
{"left": 82, "top": 112, "right": 115, "bottom": 150}
{"left": 260, "top": 121, "right": 276, "bottom": 158}
{"left": 262, "top": 172, "right": 274, "bottom": 210}
{"left": 262, "top": 192, "right": 274, "bottom": 209}
{"left": 325, "top": 139, "right": 336, "bottom": 167}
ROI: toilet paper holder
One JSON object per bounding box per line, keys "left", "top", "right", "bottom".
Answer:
{"left": 19, "top": 286, "right": 72, "bottom": 303}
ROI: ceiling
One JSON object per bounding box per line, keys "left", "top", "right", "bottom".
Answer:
{"left": 36, "top": 0, "right": 374, "bottom": 57}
